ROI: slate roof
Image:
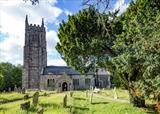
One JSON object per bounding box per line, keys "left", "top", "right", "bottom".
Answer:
{"left": 42, "top": 66, "right": 81, "bottom": 75}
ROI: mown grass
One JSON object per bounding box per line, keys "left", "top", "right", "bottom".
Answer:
{"left": 0, "top": 90, "right": 156, "bottom": 114}
{"left": 0, "top": 90, "right": 54, "bottom": 103}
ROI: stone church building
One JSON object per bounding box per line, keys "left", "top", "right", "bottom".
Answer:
{"left": 22, "top": 16, "right": 111, "bottom": 92}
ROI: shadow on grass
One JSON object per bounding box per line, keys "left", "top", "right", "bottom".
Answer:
{"left": 73, "top": 97, "right": 86, "bottom": 100}
{"left": 91, "top": 101, "right": 108, "bottom": 105}
{"left": 0, "top": 107, "right": 7, "bottom": 111}
{"left": 39, "top": 102, "right": 60, "bottom": 108}
{"left": 67, "top": 105, "right": 89, "bottom": 111}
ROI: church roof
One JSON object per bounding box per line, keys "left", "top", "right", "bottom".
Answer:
{"left": 42, "top": 66, "right": 82, "bottom": 75}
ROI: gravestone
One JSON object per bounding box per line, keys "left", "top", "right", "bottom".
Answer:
{"left": 86, "top": 90, "right": 89, "bottom": 98}
{"left": 22, "top": 87, "right": 26, "bottom": 94}
{"left": 37, "top": 107, "right": 44, "bottom": 114}
{"left": 63, "top": 95, "right": 67, "bottom": 107}
{"left": 20, "top": 101, "right": 30, "bottom": 110}
{"left": 32, "top": 92, "right": 39, "bottom": 106}
{"left": 8, "top": 87, "right": 11, "bottom": 92}
{"left": 17, "top": 87, "right": 21, "bottom": 93}
{"left": 24, "top": 94, "right": 29, "bottom": 100}
{"left": 70, "top": 91, "right": 73, "bottom": 97}
{"left": 113, "top": 87, "right": 118, "bottom": 99}
{"left": 14, "top": 85, "right": 18, "bottom": 92}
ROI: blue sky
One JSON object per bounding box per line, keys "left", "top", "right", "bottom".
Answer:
{"left": 0, "top": 0, "right": 130, "bottom": 66}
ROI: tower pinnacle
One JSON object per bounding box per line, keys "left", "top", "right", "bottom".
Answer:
{"left": 41, "top": 18, "right": 44, "bottom": 27}
{"left": 25, "top": 15, "right": 28, "bottom": 28}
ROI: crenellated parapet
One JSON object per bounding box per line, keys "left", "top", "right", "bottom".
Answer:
{"left": 28, "top": 24, "right": 45, "bottom": 32}
{"left": 25, "top": 15, "right": 45, "bottom": 32}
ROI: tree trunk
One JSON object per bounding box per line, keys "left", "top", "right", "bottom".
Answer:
{"left": 128, "top": 85, "right": 145, "bottom": 107}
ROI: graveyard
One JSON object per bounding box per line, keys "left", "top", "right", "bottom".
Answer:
{"left": 0, "top": 89, "right": 156, "bottom": 114}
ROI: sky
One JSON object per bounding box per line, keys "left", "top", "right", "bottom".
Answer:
{"left": 0, "top": 0, "right": 130, "bottom": 66}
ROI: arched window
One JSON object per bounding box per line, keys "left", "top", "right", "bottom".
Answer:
{"left": 47, "top": 79, "right": 55, "bottom": 87}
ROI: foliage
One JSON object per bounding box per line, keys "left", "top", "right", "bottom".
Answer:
{"left": 113, "top": 0, "right": 160, "bottom": 100}
{"left": 23, "top": 0, "right": 39, "bottom": 5}
{"left": 56, "top": 6, "right": 122, "bottom": 75}
{"left": 0, "top": 62, "right": 22, "bottom": 91}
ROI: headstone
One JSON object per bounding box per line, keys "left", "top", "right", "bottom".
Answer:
{"left": 90, "top": 92, "right": 93, "bottom": 104}
{"left": 14, "top": 85, "right": 18, "bottom": 92}
{"left": 24, "top": 94, "right": 29, "bottom": 100}
{"left": 17, "top": 87, "right": 21, "bottom": 93}
{"left": 63, "top": 95, "right": 67, "bottom": 107}
{"left": 43, "top": 92, "right": 47, "bottom": 96}
{"left": 22, "top": 87, "right": 26, "bottom": 94}
{"left": 20, "top": 101, "right": 30, "bottom": 110}
{"left": 86, "top": 90, "right": 89, "bottom": 98}
{"left": 114, "top": 87, "right": 118, "bottom": 99}
{"left": 32, "top": 91, "right": 39, "bottom": 106}
{"left": 70, "top": 91, "right": 73, "bottom": 97}
{"left": 8, "top": 87, "right": 11, "bottom": 92}
{"left": 37, "top": 107, "right": 44, "bottom": 114}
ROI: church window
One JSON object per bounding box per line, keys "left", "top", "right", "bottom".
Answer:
{"left": 47, "top": 79, "right": 54, "bottom": 87}
{"left": 73, "top": 79, "right": 79, "bottom": 86}
{"left": 85, "top": 78, "right": 91, "bottom": 86}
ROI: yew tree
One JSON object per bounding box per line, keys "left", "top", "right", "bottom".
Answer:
{"left": 56, "top": 7, "right": 122, "bottom": 75}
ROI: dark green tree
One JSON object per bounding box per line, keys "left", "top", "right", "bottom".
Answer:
{"left": 56, "top": 7, "right": 122, "bottom": 87}
{"left": 0, "top": 62, "right": 22, "bottom": 91}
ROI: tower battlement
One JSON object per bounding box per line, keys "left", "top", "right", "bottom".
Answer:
{"left": 25, "top": 15, "right": 45, "bottom": 32}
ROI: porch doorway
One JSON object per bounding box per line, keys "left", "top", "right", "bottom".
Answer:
{"left": 62, "top": 82, "right": 68, "bottom": 91}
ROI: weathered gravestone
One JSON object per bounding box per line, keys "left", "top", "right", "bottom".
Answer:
{"left": 63, "top": 95, "right": 67, "bottom": 108}
{"left": 8, "top": 87, "right": 11, "bottom": 92}
{"left": 70, "top": 91, "right": 73, "bottom": 97}
{"left": 114, "top": 87, "right": 118, "bottom": 99}
{"left": 22, "top": 87, "right": 26, "bottom": 94}
{"left": 24, "top": 94, "right": 29, "bottom": 100}
{"left": 37, "top": 107, "right": 44, "bottom": 114}
{"left": 20, "top": 101, "right": 30, "bottom": 110}
{"left": 32, "top": 91, "right": 39, "bottom": 106}
{"left": 14, "top": 85, "right": 18, "bottom": 92}
{"left": 86, "top": 90, "right": 89, "bottom": 98}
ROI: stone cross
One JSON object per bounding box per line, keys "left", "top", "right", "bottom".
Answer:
{"left": 32, "top": 91, "right": 39, "bottom": 106}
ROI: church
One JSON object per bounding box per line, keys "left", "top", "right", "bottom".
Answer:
{"left": 22, "top": 16, "right": 111, "bottom": 92}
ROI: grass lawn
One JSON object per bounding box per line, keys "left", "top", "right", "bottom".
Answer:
{"left": 0, "top": 90, "right": 156, "bottom": 114}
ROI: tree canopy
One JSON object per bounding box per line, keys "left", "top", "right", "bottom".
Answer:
{"left": 0, "top": 62, "right": 22, "bottom": 91}
{"left": 56, "top": 0, "right": 160, "bottom": 107}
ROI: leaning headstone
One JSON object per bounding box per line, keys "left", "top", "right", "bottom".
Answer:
{"left": 22, "top": 87, "right": 26, "bottom": 94}
{"left": 20, "top": 101, "right": 30, "bottom": 110}
{"left": 37, "top": 107, "right": 44, "bottom": 114}
{"left": 113, "top": 87, "right": 118, "bottom": 99}
{"left": 32, "top": 91, "right": 39, "bottom": 106}
{"left": 63, "top": 95, "right": 67, "bottom": 108}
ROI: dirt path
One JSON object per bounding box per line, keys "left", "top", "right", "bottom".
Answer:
{"left": 94, "top": 94, "right": 129, "bottom": 103}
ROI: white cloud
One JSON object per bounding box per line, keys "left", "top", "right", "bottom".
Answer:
{"left": 113, "top": 0, "right": 129, "bottom": 15}
{"left": 0, "top": 0, "right": 66, "bottom": 66}
{"left": 64, "top": 9, "right": 72, "bottom": 16}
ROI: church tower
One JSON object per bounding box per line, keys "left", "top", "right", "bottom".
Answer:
{"left": 22, "top": 15, "right": 47, "bottom": 89}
